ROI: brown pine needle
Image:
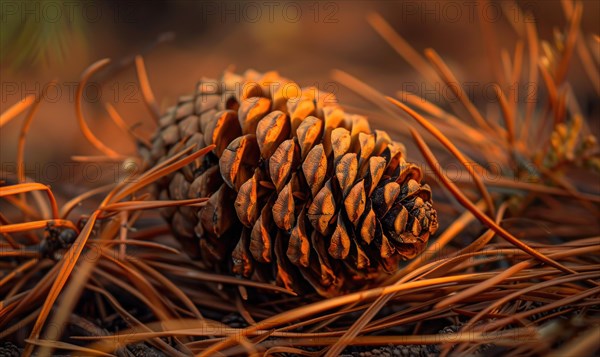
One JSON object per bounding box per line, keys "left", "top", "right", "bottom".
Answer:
{"left": 522, "top": 14, "right": 540, "bottom": 142}
{"left": 0, "top": 308, "right": 41, "bottom": 340}
{"left": 35, "top": 217, "right": 127, "bottom": 357}
{"left": 111, "top": 145, "right": 214, "bottom": 202}
{"left": 422, "top": 203, "right": 508, "bottom": 280}
{"left": 367, "top": 12, "right": 437, "bottom": 83}
{"left": 14, "top": 81, "right": 56, "bottom": 228}
{"left": 17, "top": 86, "right": 49, "bottom": 183}
{"left": 0, "top": 259, "right": 37, "bottom": 288}
{"left": 561, "top": 0, "right": 600, "bottom": 95}
{"left": 60, "top": 183, "right": 115, "bottom": 218}
{"left": 537, "top": 166, "right": 600, "bottom": 214}
{"left": 408, "top": 127, "right": 579, "bottom": 276}
{"left": 538, "top": 59, "right": 559, "bottom": 112}
{"left": 509, "top": 40, "right": 525, "bottom": 116}
{"left": 444, "top": 170, "right": 600, "bottom": 203}
{"left": 0, "top": 183, "right": 59, "bottom": 219}
{"left": 135, "top": 55, "right": 161, "bottom": 123}
{"left": 70, "top": 155, "right": 129, "bottom": 162}
{"left": 493, "top": 84, "right": 516, "bottom": 146}
{"left": 75, "top": 59, "right": 122, "bottom": 158}
{"left": 129, "top": 259, "right": 204, "bottom": 319}
{"left": 147, "top": 261, "right": 297, "bottom": 295}
{"left": 105, "top": 102, "right": 152, "bottom": 148}
{"left": 555, "top": 1, "right": 582, "bottom": 84}
{"left": 83, "top": 319, "right": 536, "bottom": 346}
{"left": 100, "top": 198, "right": 208, "bottom": 212}
{"left": 478, "top": 0, "right": 505, "bottom": 86}
{"left": 501, "top": 2, "right": 526, "bottom": 37}
{"left": 118, "top": 211, "right": 128, "bottom": 260}
{"left": 482, "top": 284, "right": 600, "bottom": 332}
{"left": 437, "top": 260, "right": 531, "bottom": 309}
{"left": 0, "top": 95, "right": 35, "bottom": 127}
{"left": 424, "top": 48, "right": 502, "bottom": 136}
{"left": 198, "top": 274, "right": 482, "bottom": 356}
{"left": 84, "top": 283, "right": 186, "bottom": 357}
{"left": 501, "top": 48, "right": 513, "bottom": 84}
{"left": 3, "top": 194, "right": 43, "bottom": 221}
{"left": 385, "top": 96, "right": 497, "bottom": 217}
{"left": 87, "top": 239, "right": 180, "bottom": 255}
{"left": 0, "top": 260, "right": 58, "bottom": 323}
{"left": 24, "top": 339, "right": 114, "bottom": 357}
{"left": 394, "top": 90, "right": 490, "bottom": 147}
{"left": 23, "top": 211, "right": 99, "bottom": 357}
{"left": 464, "top": 269, "right": 600, "bottom": 329}
{"left": 100, "top": 252, "right": 173, "bottom": 322}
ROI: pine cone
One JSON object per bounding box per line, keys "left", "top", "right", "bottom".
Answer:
{"left": 140, "top": 70, "right": 438, "bottom": 296}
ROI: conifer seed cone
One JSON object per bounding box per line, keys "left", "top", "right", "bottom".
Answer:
{"left": 140, "top": 70, "right": 438, "bottom": 297}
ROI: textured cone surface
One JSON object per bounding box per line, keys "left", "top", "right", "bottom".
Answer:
{"left": 141, "top": 70, "right": 438, "bottom": 297}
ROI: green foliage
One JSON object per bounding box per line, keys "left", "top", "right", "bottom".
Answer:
{"left": 0, "top": 0, "right": 88, "bottom": 71}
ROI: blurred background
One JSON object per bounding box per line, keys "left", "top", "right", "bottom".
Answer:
{"left": 1, "top": 0, "right": 599, "bottom": 198}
